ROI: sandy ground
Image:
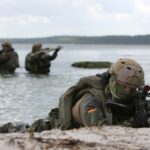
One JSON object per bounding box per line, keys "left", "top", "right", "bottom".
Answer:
{"left": 0, "top": 125, "right": 149, "bottom": 150}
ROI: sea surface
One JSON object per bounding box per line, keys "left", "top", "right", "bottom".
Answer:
{"left": 0, "top": 44, "right": 150, "bottom": 124}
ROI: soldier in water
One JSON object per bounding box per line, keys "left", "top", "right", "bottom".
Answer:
{"left": 25, "top": 43, "right": 62, "bottom": 74}
{"left": 0, "top": 41, "right": 19, "bottom": 73}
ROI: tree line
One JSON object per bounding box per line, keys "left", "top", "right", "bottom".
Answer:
{"left": 0, "top": 35, "right": 150, "bottom": 44}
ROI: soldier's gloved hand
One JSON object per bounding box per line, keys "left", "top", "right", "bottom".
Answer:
{"left": 130, "top": 111, "right": 150, "bottom": 127}
{"left": 55, "top": 46, "right": 62, "bottom": 53}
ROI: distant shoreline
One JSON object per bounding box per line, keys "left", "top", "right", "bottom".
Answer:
{"left": 0, "top": 35, "right": 150, "bottom": 45}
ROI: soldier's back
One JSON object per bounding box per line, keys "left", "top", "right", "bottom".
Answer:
{"left": 0, "top": 50, "right": 19, "bottom": 73}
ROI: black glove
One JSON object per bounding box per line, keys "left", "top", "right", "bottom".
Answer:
{"left": 130, "top": 111, "right": 150, "bottom": 127}
{"left": 55, "top": 46, "right": 62, "bottom": 53}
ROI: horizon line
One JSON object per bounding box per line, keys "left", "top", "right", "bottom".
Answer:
{"left": 0, "top": 34, "right": 150, "bottom": 39}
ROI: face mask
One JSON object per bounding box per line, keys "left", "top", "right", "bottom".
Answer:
{"left": 109, "top": 76, "right": 136, "bottom": 102}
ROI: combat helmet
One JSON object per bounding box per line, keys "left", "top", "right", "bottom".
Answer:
{"left": 1, "top": 41, "right": 12, "bottom": 48}
{"left": 108, "top": 58, "right": 145, "bottom": 100}
{"left": 32, "top": 43, "right": 42, "bottom": 53}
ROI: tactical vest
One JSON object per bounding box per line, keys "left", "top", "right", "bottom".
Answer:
{"left": 59, "top": 71, "right": 111, "bottom": 130}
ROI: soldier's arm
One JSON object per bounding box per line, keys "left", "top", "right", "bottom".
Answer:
{"left": 49, "top": 46, "right": 62, "bottom": 60}
{"left": 76, "top": 75, "right": 102, "bottom": 90}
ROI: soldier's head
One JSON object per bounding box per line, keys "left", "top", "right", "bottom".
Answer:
{"left": 1, "top": 41, "right": 12, "bottom": 51}
{"left": 108, "top": 58, "right": 144, "bottom": 101}
{"left": 32, "top": 43, "right": 42, "bottom": 53}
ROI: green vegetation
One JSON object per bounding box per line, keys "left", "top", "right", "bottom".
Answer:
{"left": 0, "top": 35, "right": 150, "bottom": 44}
{"left": 72, "top": 61, "right": 112, "bottom": 69}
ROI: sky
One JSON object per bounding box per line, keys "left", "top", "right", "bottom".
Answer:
{"left": 0, "top": 0, "right": 150, "bottom": 38}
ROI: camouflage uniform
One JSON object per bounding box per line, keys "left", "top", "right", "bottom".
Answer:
{"left": 29, "top": 59, "right": 149, "bottom": 132}
{"left": 0, "top": 42, "right": 19, "bottom": 73}
{"left": 0, "top": 122, "right": 29, "bottom": 133}
{"left": 25, "top": 43, "right": 61, "bottom": 74}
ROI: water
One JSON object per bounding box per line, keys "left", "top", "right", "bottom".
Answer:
{"left": 0, "top": 44, "right": 150, "bottom": 124}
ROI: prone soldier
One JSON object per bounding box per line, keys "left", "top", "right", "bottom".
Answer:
{"left": 30, "top": 58, "right": 150, "bottom": 131}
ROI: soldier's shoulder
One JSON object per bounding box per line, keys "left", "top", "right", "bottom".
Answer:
{"left": 12, "top": 51, "right": 19, "bottom": 56}
{"left": 81, "top": 74, "right": 100, "bottom": 80}
{"left": 26, "top": 52, "right": 33, "bottom": 57}
{"left": 25, "top": 53, "right": 34, "bottom": 60}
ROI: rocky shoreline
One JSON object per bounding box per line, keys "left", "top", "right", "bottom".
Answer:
{"left": 0, "top": 125, "right": 149, "bottom": 150}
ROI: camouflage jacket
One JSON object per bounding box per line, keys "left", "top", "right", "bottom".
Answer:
{"left": 25, "top": 50, "right": 58, "bottom": 74}
{"left": 59, "top": 71, "right": 150, "bottom": 129}
{"left": 0, "top": 49, "right": 19, "bottom": 73}
{"left": 59, "top": 72, "right": 112, "bottom": 130}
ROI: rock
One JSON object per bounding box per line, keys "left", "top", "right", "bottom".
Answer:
{"left": 72, "top": 61, "right": 112, "bottom": 69}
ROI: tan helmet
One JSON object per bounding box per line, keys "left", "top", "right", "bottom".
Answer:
{"left": 1, "top": 41, "right": 12, "bottom": 48}
{"left": 32, "top": 43, "right": 42, "bottom": 53}
{"left": 109, "top": 58, "right": 144, "bottom": 88}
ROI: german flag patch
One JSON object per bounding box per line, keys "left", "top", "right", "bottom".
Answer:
{"left": 87, "top": 106, "right": 97, "bottom": 113}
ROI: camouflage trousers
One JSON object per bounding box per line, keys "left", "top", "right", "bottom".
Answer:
{"left": 29, "top": 108, "right": 59, "bottom": 132}
{"left": 0, "top": 122, "right": 30, "bottom": 133}
{"left": 0, "top": 108, "right": 59, "bottom": 133}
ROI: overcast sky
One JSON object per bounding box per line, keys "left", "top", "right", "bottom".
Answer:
{"left": 0, "top": 0, "right": 150, "bottom": 38}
